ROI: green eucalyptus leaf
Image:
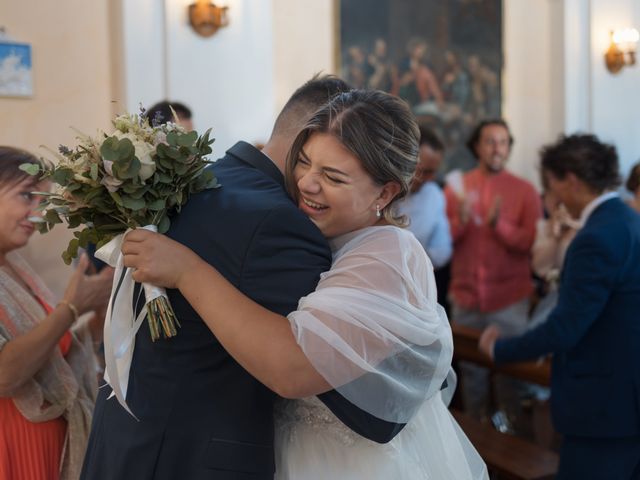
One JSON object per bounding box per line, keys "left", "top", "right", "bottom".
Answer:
{"left": 35, "top": 222, "right": 49, "bottom": 234}
{"left": 51, "top": 167, "right": 74, "bottom": 186}
{"left": 67, "top": 215, "right": 82, "bottom": 229}
{"left": 158, "top": 157, "right": 174, "bottom": 169}
{"left": 19, "top": 163, "right": 41, "bottom": 176}
{"left": 84, "top": 187, "right": 105, "bottom": 203}
{"left": 67, "top": 238, "right": 80, "bottom": 259}
{"left": 122, "top": 182, "right": 143, "bottom": 194}
{"left": 147, "top": 198, "right": 166, "bottom": 211}
{"left": 174, "top": 163, "right": 188, "bottom": 176}
{"left": 157, "top": 215, "right": 170, "bottom": 233}
{"left": 155, "top": 143, "right": 169, "bottom": 157}
{"left": 44, "top": 209, "right": 62, "bottom": 224}
{"left": 164, "top": 147, "right": 182, "bottom": 160}
{"left": 177, "top": 131, "right": 198, "bottom": 147}
{"left": 129, "top": 186, "right": 149, "bottom": 199}
{"left": 156, "top": 172, "right": 172, "bottom": 184}
{"left": 62, "top": 250, "right": 73, "bottom": 265}
{"left": 101, "top": 136, "right": 135, "bottom": 162}
{"left": 166, "top": 132, "right": 178, "bottom": 146}
{"left": 112, "top": 156, "right": 141, "bottom": 180}
{"left": 110, "top": 191, "right": 124, "bottom": 206}
{"left": 121, "top": 195, "right": 146, "bottom": 211}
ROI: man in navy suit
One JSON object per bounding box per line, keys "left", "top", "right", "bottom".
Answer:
{"left": 81, "top": 76, "right": 402, "bottom": 480}
{"left": 480, "top": 134, "right": 640, "bottom": 479}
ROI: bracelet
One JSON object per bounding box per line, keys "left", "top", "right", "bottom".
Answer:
{"left": 58, "top": 300, "right": 79, "bottom": 323}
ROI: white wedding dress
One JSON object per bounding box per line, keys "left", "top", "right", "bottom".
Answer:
{"left": 274, "top": 226, "right": 488, "bottom": 479}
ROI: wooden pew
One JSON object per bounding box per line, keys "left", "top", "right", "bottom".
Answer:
{"left": 452, "top": 410, "right": 559, "bottom": 480}
{"left": 452, "top": 324, "right": 551, "bottom": 386}
{"left": 451, "top": 324, "right": 559, "bottom": 480}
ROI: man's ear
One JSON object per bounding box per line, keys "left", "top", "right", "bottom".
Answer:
{"left": 378, "top": 181, "right": 402, "bottom": 210}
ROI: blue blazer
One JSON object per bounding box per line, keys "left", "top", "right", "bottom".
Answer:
{"left": 81, "top": 142, "right": 402, "bottom": 480}
{"left": 495, "top": 197, "right": 640, "bottom": 438}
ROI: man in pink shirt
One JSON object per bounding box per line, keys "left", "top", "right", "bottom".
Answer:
{"left": 445, "top": 119, "right": 541, "bottom": 426}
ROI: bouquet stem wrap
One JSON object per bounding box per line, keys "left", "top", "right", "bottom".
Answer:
{"left": 95, "top": 224, "right": 178, "bottom": 416}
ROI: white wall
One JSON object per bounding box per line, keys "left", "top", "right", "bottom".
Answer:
{"left": 121, "top": 0, "right": 166, "bottom": 112}
{"left": 588, "top": 0, "right": 640, "bottom": 177}
{"left": 122, "top": 0, "right": 277, "bottom": 157}
{"left": 272, "top": 0, "right": 336, "bottom": 111}
{"left": 503, "top": 0, "right": 564, "bottom": 187}
{"left": 0, "top": 0, "right": 115, "bottom": 297}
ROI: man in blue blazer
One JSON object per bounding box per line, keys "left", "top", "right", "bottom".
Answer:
{"left": 480, "top": 134, "right": 640, "bottom": 479}
{"left": 81, "top": 76, "right": 403, "bottom": 480}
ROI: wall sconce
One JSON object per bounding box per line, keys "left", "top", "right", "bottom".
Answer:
{"left": 604, "top": 28, "right": 639, "bottom": 74}
{"left": 188, "top": 1, "right": 229, "bottom": 37}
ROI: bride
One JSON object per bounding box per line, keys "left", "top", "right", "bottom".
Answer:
{"left": 122, "top": 89, "right": 488, "bottom": 479}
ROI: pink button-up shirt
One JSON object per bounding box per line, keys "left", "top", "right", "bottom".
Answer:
{"left": 445, "top": 168, "right": 541, "bottom": 312}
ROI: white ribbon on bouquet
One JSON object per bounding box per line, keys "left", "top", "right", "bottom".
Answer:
{"left": 95, "top": 224, "right": 167, "bottom": 418}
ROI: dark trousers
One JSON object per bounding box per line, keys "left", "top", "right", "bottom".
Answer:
{"left": 557, "top": 435, "right": 640, "bottom": 480}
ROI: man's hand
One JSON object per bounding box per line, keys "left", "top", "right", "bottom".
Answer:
{"left": 479, "top": 324, "right": 501, "bottom": 360}
{"left": 486, "top": 195, "right": 503, "bottom": 228}
{"left": 459, "top": 197, "right": 472, "bottom": 225}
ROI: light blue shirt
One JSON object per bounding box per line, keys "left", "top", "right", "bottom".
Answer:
{"left": 398, "top": 182, "right": 452, "bottom": 268}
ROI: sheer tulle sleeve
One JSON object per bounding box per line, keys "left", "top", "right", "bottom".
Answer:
{"left": 287, "top": 227, "right": 453, "bottom": 423}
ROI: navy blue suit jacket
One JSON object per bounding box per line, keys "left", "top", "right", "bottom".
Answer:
{"left": 81, "top": 142, "right": 402, "bottom": 480}
{"left": 495, "top": 197, "right": 640, "bottom": 439}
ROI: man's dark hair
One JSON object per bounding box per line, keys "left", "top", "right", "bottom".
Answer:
{"left": 271, "top": 74, "right": 351, "bottom": 138}
{"left": 0, "top": 146, "right": 41, "bottom": 189}
{"left": 466, "top": 118, "right": 514, "bottom": 159}
{"left": 541, "top": 134, "right": 621, "bottom": 193}
{"left": 626, "top": 162, "right": 640, "bottom": 193}
{"left": 418, "top": 126, "right": 444, "bottom": 152}
{"left": 146, "top": 101, "right": 192, "bottom": 126}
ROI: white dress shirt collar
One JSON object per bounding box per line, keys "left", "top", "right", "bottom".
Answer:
{"left": 579, "top": 191, "right": 619, "bottom": 226}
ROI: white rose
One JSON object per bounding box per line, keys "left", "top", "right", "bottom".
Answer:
{"left": 154, "top": 131, "right": 168, "bottom": 146}
{"left": 113, "top": 132, "right": 157, "bottom": 181}
{"left": 133, "top": 140, "right": 156, "bottom": 181}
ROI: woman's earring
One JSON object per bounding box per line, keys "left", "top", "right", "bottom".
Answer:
{"left": 376, "top": 204, "right": 381, "bottom": 218}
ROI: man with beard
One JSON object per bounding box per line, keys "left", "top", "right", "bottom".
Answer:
{"left": 444, "top": 119, "right": 541, "bottom": 427}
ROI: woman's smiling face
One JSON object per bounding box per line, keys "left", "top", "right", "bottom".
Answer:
{"left": 293, "top": 132, "right": 385, "bottom": 239}
{"left": 0, "top": 177, "right": 43, "bottom": 255}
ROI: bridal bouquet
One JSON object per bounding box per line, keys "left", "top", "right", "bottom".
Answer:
{"left": 22, "top": 111, "right": 217, "bottom": 342}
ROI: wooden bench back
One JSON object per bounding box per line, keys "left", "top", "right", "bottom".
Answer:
{"left": 451, "top": 323, "right": 552, "bottom": 386}
{"left": 450, "top": 323, "right": 558, "bottom": 479}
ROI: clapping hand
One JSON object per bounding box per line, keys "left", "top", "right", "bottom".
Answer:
{"left": 63, "top": 254, "right": 114, "bottom": 317}
{"left": 486, "top": 195, "right": 502, "bottom": 228}
{"left": 459, "top": 197, "right": 473, "bottom": 225}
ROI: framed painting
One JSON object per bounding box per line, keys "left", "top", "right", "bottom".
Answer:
{"left": 337, "top": 0, "right": 502, "bottom": 172}
{"left": 0, "top": 42, "right": 33, "bottom": 97}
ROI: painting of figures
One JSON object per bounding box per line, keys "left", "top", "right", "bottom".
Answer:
{"left": 338, "top": 0, "right": 502, "bottom": 172}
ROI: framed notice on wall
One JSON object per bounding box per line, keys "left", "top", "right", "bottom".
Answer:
{"left": 0, "top": 42, "right": 33, "bottom": 97}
